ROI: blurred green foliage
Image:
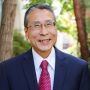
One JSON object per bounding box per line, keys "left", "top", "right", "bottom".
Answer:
{"left": 23, "top": 0, "right": 53, "bottom": 9}
{"left": 12, "top": 29, "right": 31, "bottom": 57}
{"left": 86, "top": 2, "right": 90, "bottom": 70}
{"left": 67, "top": 42, "right": 81, "bottom": 58}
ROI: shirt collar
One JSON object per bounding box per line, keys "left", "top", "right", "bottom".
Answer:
{"left": 32, "top": 47, "right": 55, "bottom": 71}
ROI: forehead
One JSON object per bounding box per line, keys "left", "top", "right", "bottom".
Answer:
{"left": 28, "top": 9, "right": 54, "bottom": 23}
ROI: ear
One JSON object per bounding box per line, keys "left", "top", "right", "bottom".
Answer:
{"left": 24, "top": 27, "right": 29, "bottom": 40}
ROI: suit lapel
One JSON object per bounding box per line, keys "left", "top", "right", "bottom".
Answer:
{"left": 21, "top": 49, "right": 39, "bottom": 90}
{"left": 53, "top": 47, "right": 68, "bottom": 90}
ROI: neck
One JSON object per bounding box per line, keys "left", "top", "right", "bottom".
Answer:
{"left": 39, "top": 51, "right": 51, "bottom": 59}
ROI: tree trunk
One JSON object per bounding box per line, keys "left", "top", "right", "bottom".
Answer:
{"left": 0, "top": 0, "right": 17, "bottom": 62}
{"left": 79, "top": 0, "right": 87, "bottom": 37}
{"left": 73, "top": 0, "right": 89, "bottom": 62}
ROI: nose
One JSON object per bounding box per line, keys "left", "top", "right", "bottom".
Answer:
{"left": 40, "top": 24, "right": 48, "bottom": 36}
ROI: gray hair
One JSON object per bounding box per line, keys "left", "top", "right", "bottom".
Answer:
{"left": 24, "top": 3, "right": 56, "bottom": 27}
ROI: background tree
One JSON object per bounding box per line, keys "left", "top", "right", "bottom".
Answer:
{"left": 0, "top": 0, "right": 17, "bottom": 62}
{"left": 73, "top": 0, "right": 89, "bottom": 62}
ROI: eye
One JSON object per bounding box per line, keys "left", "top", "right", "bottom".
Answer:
{"left": 46, "top": 22, "right": 52, "bottom": 26}
{"left": 34, "top": 23, "right": 40, "bottom": 27}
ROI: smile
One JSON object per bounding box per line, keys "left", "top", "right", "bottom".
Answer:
{"left": 39, "top": 39, "right": 51, "bottom": 42}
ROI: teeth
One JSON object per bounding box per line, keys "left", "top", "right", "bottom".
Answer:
{"left": 41, "top": 39, "right": 50, "bottom": 42}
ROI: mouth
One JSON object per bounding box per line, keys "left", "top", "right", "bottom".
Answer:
{"left": 39, "top": 39, "right": 51, "bottom": 42}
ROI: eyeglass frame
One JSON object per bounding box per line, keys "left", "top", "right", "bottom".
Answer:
{"left": 27, "top": 20, "right": 56, "bottom": 30}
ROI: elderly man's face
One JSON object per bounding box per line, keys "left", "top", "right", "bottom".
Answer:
{"left": 24, "top": 9, "right": 57, "bottom": 58}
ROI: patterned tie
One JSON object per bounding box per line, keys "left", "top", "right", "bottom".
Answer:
{"left": 38, "top": 60, "right": 51, "bottom": 90}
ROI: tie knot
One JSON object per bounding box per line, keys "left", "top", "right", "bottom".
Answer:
{"left": 40, "top": 60, "right": 48, "bottom": 70}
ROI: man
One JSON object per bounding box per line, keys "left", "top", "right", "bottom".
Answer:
{"left": 0, "top": 3, "right": 90, "bottom": 90}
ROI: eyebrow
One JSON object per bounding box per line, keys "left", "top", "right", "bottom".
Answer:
{"left": 33, "top": 21, "right": 40, "bottom": 24}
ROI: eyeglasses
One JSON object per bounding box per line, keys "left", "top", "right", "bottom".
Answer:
{"left": 27, "top": 20, "right": 56, "bottom": 30}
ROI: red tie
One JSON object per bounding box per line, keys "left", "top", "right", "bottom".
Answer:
{"left": 38, "top": 60, "right": 51, "bottom": 90}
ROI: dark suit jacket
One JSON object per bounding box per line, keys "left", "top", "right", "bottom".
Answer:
{"left": 0, "top": 47, "right": 90, "bottom": 90}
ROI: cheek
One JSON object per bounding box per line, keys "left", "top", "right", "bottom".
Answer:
{"left": 51, "top": 29, "right": 57, "bottom": 44}
{"left": 49, "top": 29, "right": 57, "bottom": 38}
{"left": 28, "top": 31, "right": 39, "bottom": 41}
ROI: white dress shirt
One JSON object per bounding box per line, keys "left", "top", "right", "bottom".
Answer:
{"left": 32, "top": 47, "right": 55, "bottom": 90}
